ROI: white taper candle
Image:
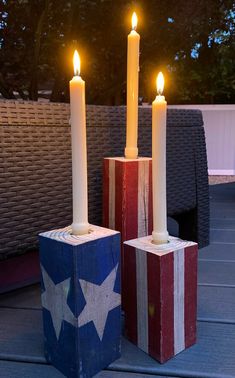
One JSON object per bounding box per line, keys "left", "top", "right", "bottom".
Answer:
{"left": 152, "top": 72, "right": 169, "bottom": 244}
{"left": 125, "top": 12, "right": 140, "bottom": 159}
{"left": 70, "top": 50, "right": 89, "bottom": 235}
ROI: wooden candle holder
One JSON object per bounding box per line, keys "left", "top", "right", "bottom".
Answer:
{"left": 103, "top": 157, "right": 152, "bottom": 305}
{"left": 124, "top": 235, "right": 198, "bottom": 363}
{"left": 39, "top": 225, "right": 121, "bottom": 378}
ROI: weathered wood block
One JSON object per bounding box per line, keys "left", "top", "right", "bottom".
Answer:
{"left": 39, "top": 225, "right": 121, "bottom": 378}
{"left": 103, "top": 157, "right": 152, "bottom": 304}
{"left": 124, "top": 236, "right": 198, "bottom": 363}
{"left": 103, "top": 157, "right": 152, "bottom": 239}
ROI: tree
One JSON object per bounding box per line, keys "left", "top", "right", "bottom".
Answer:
{"left": 0, "top": 0, "right": 234, "bottom": 104}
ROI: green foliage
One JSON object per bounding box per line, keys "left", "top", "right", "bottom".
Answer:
{"left": 0, "top": 0, "right": 234, "bottom": 104}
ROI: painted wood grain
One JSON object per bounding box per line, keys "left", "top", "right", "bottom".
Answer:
{"left": 198, "top": 286, "right": 235, "bottom": 323}
{"left": 210, "top": 218, "right": 235, "bottom": 229}
{"left": 0, "top": 284, "right": 41, "bottom": 309}
{"left": 199, "top": 243, "right": 235, "bottom": 261}
{"left": 210, "top": 205, "right": 235, "bottom": 219}
{"left": 0, "top": 308, "right": 45, "bottom": 362}
{"left": 110, "top": 323, "right": 235, "bottom": 378}
{"left": 1, "top": 307, "right": 235, "bottom": 377}
{"left": 210, "top": 229, "right": 235, "bottom": 244}
{"left": 198, "top": 260, "right": 235, "bottom": 286}
{"left": 0, "top": 360, "right": 64, "bottom": 378}
{"left": 0, "top": 361, "right": 176, "bottom": 378}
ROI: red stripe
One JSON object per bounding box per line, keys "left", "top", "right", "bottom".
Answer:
{"left": 115, "top": 160, "right": 124, "bottom": 236}
{"left": 148, "top": 160, "right": 153, "bottom": 235}
{"left": 124, "top": 161, "right": 139, "bottom": 241}
{"left": 114, "top": 160, "right": 125, "bottom": 306}
{"left": 147, "top": 251, "right": 161, "bottom": 359}
{"left": 184, "top": 244, "right": 198, "bottom": 348}
{"left": 148, "top": 252, "right": 174, "bottom": 362}
{"left": 160, "top": 252, "right": 174, "bottom": 362}
{"left": 102, "top": 159, "right": 110, "bottom": 228}
{"left": 124, "top": 244, "right": 137, "bottom": 344}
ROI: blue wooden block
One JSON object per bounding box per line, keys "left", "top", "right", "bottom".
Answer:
{"left": 39, "top": 225, "right": 121, "bottom": 378}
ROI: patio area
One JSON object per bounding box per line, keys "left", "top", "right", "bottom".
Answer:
{"left": 0, "top": 180, "right": 234, "bottom": 378}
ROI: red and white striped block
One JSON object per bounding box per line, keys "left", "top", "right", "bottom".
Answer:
{"left": 124, "top": 236, "right": 198, "bottom": 363}
{"left": 103, "top": 157, "right": 153, "bottom": 239}
{"left": 103, "top": 157, "right": 153, "bottom": 304}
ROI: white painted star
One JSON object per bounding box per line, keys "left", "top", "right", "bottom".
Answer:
{"left": 41, "top": 265, "right": 76, "bottom": 339}
{"left": 78, "top": 264, "right": 121, "bottom": 341}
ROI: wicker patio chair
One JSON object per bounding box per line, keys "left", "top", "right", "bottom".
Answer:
{"left": 0, "top": 101, "right": 209, "bottom": 265}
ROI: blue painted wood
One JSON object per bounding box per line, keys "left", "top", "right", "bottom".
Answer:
{"left": 198, "top": 261, "right": 235, "bottom": 286}
{"left": 198, "top": 286, "right": 235, "bottom": 323}
{"left": 39, "top": 227, "right": 121, "bottom": 378}
{"left": 1, "top": 308, "right": 235, "bottom": 378}
{"left": 199, "top": 243, "right": 235, "bottom": 261}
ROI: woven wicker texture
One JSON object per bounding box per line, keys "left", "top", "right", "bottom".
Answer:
{"left": 0, "top": 101, "right": 209, "bottom": 259}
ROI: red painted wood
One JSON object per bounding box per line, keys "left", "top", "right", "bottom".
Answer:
{"left": 124, "top": 161, "right": 138, "bottom": 241}
{"left": 102, "top": 159, "right": 110, "bottom": 228}
{"left": 160, "top": 252, "right": 174, "bottom": 362}
{"left": 184, "top": 244, "right": 198, "bottom": 348}
{"left": 147, "top": 251, "right": 161, "bottom": 360}
{"left": 115, "top": 160, "right": 125, "bottom": 238}
{"left": 148, "top": 161, "right": 153, "bottom": 235}
{"left": 0, "top": 251, "right": 40, "bottom": 293}
{"left": 123, "top": 244, "right": 137, "bottom": 345}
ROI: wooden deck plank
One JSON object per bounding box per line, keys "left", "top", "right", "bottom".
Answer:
{"left": 0, "top": 308, "right": 235, "bottom": 378}
{"left": 198, "top": 286, "right": 235, "bottom": 323}
{"left": 0, "top": 284, "right": 41, "bottom": 309}
{"left": 0, "top": 361, "right": 174, "bottom": 378}
{"left": 2, "top": 285, "right": 235, "bottom": 325}
{"left": 0, "top": 360, "right": 64, "bottom": 378}
{"left": 199, "top": 243, "right": 235, "bottom": 261}
{"left": 111, "top": 324, "right": 235, "bottom": 378}
{"left": 210, "top": 218, "right": 235, "bottom": 229}
{"left": 0, "top": 308, "right": 44, "bottom": 361}
{"left": 198, "top": 260, "right": 235, "bottom": 286}
{"left": 210, "top": 205, "right": 235, "bottom": 219}
{"left": 210, "top": 229, "right": 235, "bottom": 244}
{"left": 209, "top": 183, "right": 235, "bottom": 203}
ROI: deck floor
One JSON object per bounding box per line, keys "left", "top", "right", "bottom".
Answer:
{"left": 1, "top": 182, "right": 235, "bottom": 378}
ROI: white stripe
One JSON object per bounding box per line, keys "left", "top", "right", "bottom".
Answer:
{"left": 109, "top": 159, "right": 115, "bottom": 230}
{"left": 138, "top": 160, "right": 149, "bottom": 237}
{"left": 136, "top": 248, "right": 148, "bottom": 353}
{"left": 174, "top": 248, "right": 185, "bottom": 354}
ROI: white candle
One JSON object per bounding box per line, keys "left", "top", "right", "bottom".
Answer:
{"left": 70, "top": 50, "right": 89, "bottom": 235}
{"left": 125, "top": 12, "right": 140, "bottom": 159}
{"left": 152, "top": 72, "right": 169, "bottom": 244}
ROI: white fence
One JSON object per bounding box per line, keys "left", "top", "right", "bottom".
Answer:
{"left": 169, "top": 105, "right": 235, "bottom": 175}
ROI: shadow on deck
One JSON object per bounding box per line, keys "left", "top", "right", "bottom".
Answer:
{"left": 0, "top": 182, "right": 235, "bottom": 378}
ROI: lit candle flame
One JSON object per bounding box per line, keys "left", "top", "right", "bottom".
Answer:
{"left": 73, "top": 50, "right": 80, "bottom": 76}
{"left": 157, "top": 72, "right": 164, "bottom": 95}
{"left": 132, "top": 12, "right": 138, "bottom": 30}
